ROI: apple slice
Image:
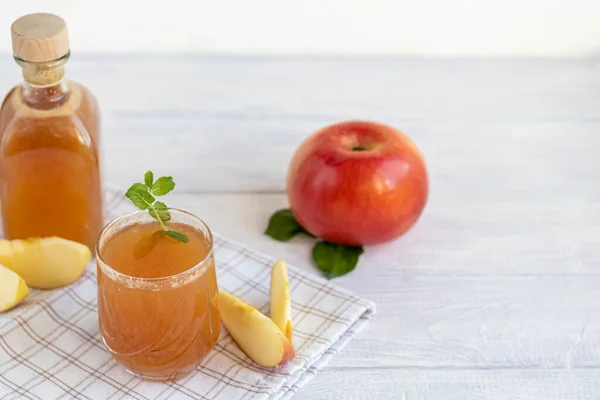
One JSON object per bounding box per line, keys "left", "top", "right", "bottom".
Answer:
{"left": 270, "top": 260, "right": 292, "bottom": 342}
{"left": 0, "top": 264, "right": 29, "bottom": 312}
{"left": 0, "top": 237, "right": 91, "bottom": 289}
{"left": 216, "top": 290, "right": 295, "bottom": 367}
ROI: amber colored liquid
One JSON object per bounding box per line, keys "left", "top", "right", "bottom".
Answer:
{"left": 97, "top": 221, "right": 220, "bottom": 380}
{"left": 0, "top": 82, "right": 103, "bottom": 252}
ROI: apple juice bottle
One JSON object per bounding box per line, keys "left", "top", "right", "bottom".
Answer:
{"left": 0, "top": 13, "right": 103, "bottom": 252}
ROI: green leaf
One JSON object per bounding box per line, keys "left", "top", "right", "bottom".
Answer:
{"left": 144, "top": 171, "right": 154, "bottom": 187}
{"left": 151, "top": 201, "right": 171, "bottom": 222}
{"left": 312, "top": 242, "right": 364, "bottom": 279}
{"left": 130, "top": 182, "right": 149, "bottom": 192}
{"left": 164, "top": 230, "right": 189, "bottom": 243}
{"left": 125, "top": 186, "right": 155, "bottom": 210}
{"left": 151, "top": 176, "right": 175, "bottom": 196}
{"left": 133, "top": 230, "right": 163, "bottom": 260}
{"left": 265, "top": 209, "right": 310, "bottom": 241}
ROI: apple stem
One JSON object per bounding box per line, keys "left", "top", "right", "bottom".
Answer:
{"left": 351, "top": 145, "right": 369, "bottom": 151}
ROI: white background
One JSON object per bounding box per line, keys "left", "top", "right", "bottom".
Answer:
{"left": 1, "top": 0, "right": 599, "bottom": 57}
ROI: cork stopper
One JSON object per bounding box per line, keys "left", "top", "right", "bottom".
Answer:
{"left": 11, "top": 13, "right": 69, "bottom": 63}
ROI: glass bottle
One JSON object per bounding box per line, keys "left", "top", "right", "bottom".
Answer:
{"left": 0, "top": 13, "right": 103, "bottom": 252}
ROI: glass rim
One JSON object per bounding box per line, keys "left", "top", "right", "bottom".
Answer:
{"left": 96, "top": 208, "right": 214, "bottom": 284}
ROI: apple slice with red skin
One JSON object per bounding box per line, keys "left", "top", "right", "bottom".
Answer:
{"left": 270, "top": 260, "right": 293, "bottom": 341}
{"left": 216, "top": 290, "right": 295, "bottom": 367}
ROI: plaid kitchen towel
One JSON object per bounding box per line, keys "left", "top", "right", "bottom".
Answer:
{"left": 0, "top": 188, "right": 376, "bottom": 400}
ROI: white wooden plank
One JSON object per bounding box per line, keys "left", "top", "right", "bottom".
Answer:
{"left": 294, "top": 369, "right": 600, "bottom": 400}
{"left": 1, "top": 57, "right": 598, "bottom": 119}
{"left": 98, "top": 118, "right": 600, "bottom": 195}
{"left": 96, "top": 57, "right": 600, "bottom": 192}
{"left": 327, "top": 275, "right": 600, "bottom": 370}
{"left": 0, "top": 57, "right": 599, "bottom": 192}
{"left": 165, "top": 193, "right": 600, "bottom": 276}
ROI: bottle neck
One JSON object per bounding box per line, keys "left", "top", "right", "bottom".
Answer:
{"left": 16, "top": 53, "right": 70, "bottom": 110}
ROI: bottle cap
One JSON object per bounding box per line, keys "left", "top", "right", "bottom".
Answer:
{"left": 11, "top": 13, "right": 69, "bottom": 63}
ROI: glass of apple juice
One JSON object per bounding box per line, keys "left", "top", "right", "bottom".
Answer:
{"left": 96, "top": 209, "right": 220, "bottom": 380}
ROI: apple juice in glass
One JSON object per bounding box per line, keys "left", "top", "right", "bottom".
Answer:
{"left": 96, "top": 208, "right": 220, "bottom": 380}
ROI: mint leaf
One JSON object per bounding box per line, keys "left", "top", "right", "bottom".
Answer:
{"left": 312, "top": 242, "right": 363, "bottom": 279}
{"left": 164, "top": 230, "right": 189, "bottom": 243}
{"left": 265, "top": 209, "right": 311, "bottom": 241}
{"left": 125, "top": 187, "right": 155, "bottom": 210}
{"left": 144, "top": 171, "right": 154, "bottom": 187}
{"left": 151, "top": 176, "right": 175, "bottom": 196}
{"left": 133, "top": 230, "right": 163, "bottom": 260}
{"left": 152, "top": 201, "right": 171, "bottom": 222}
{"left": 130, "top": 182, "right": 149, "bottom": 192}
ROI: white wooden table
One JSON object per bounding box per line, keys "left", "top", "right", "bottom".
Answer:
{"left": 2, "top": 56, "right": 599, "bottom": 399}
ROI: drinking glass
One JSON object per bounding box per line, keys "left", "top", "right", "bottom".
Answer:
{"left": 96, "top": 209, "right": 220, "bottom": 380}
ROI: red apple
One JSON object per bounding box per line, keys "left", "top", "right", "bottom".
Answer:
{"left": 287, "top": 121, "right": 428, "bottom": 246}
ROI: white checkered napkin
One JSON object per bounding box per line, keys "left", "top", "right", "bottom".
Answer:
{"left": 0, "top": 188, "right": 376, "bottom": 400}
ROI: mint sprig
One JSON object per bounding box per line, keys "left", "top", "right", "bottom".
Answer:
{"left": 125, "top": 171, "right": 189, "bottom": 243}
{"left": 265, "top": 208, "right": 363, "bottom": 279}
